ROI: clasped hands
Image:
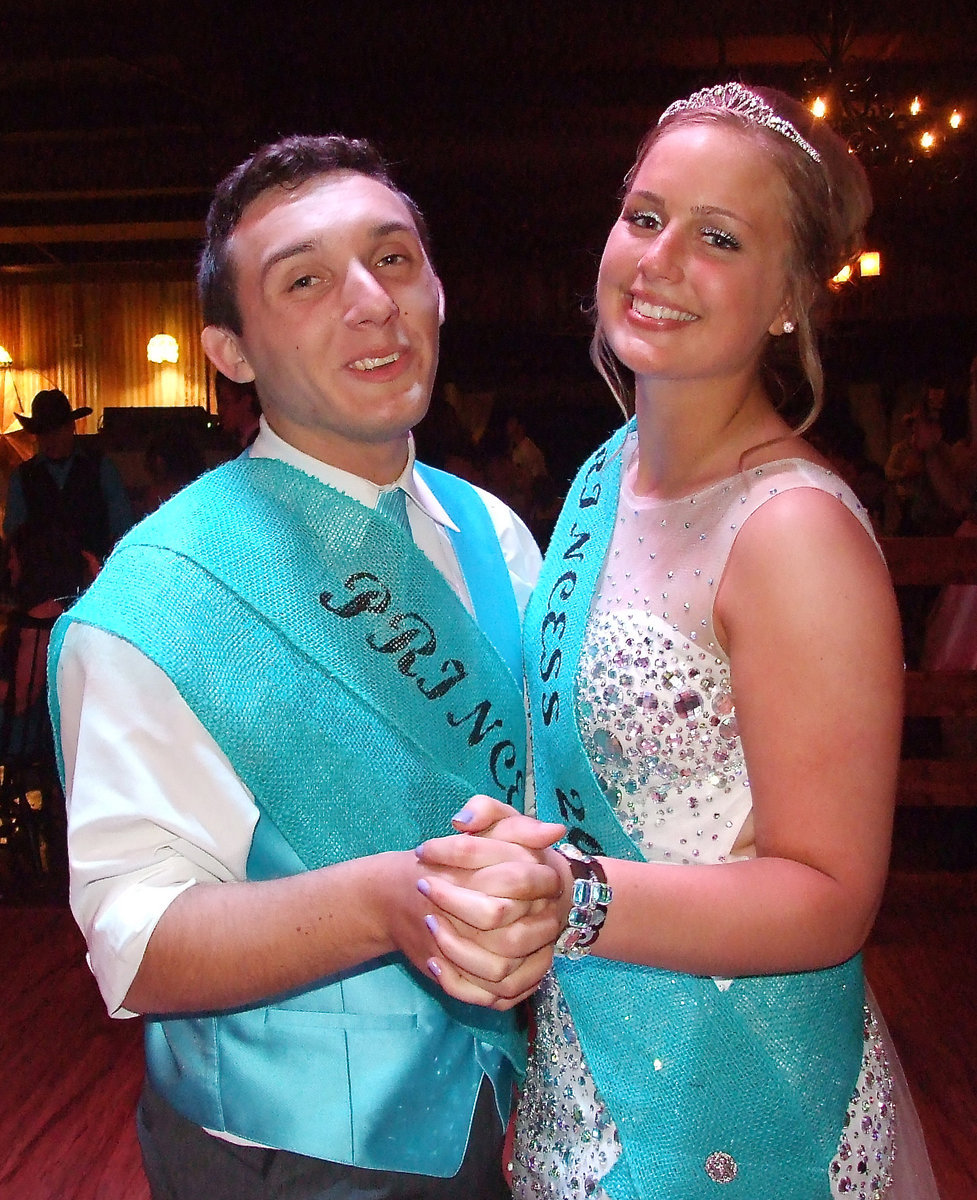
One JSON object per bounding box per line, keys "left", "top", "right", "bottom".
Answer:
{"left": 413, "top": 796, "right": 570, "bottom": 1010}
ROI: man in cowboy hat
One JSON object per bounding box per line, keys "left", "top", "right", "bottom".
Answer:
{"left": 3, "top": 388, "right": 133, "bottom": 561}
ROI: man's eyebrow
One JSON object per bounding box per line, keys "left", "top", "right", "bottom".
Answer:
{"left": 259, "top": 222, "right": 419, "bottom": 282}
{"left": 373, "top": 220, "right": 417, "bottom": 239}
{"left": 260, "top": 239, "right": 318, "bottom": 281}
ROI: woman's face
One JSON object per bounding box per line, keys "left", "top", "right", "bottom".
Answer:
{"left": 597, "top": 122, "right": 795, "bottom": 390}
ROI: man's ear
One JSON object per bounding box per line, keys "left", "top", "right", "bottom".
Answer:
{"left": 201, "top": 325, "right": 256, "bottom": 383}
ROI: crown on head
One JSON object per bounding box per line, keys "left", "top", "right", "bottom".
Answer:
{"left": 658, "top": 82, "right": 823, "bottom": 165}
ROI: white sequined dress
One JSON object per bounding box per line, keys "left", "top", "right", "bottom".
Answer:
{"left": 512, "top": 434, "right": 939, "bottom": 1200}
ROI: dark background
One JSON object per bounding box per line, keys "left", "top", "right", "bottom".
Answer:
{"left": 3, "top": 0, "right": 977, "bottom": 478}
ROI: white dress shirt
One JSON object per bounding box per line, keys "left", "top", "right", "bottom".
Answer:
{"left": 58, "top": 419, "right": 541, "bottom": 1016}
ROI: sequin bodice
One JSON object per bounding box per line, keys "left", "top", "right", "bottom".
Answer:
{"left": 512, "top": 439, "right": 895, "bottom": 1200}
{"left": 577, "top": 443, "right": 877, "bottom": 864}
{"left": 577, "top": 610, "right": 749, "bottom": 864}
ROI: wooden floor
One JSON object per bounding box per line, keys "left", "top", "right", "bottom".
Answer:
{"left": 0, "top": 903, "right": 147, "bottom": 1200}
{"left": 0, "top": 863, "right": 974, "bottom": 1199}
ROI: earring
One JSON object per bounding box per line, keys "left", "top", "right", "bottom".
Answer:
{"left": 782, "top": 320, "right": 796, "bottom": 335}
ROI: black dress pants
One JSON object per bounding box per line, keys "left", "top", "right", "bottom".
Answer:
{"left": 136, "top": 1077, "right": 511, "bottom": 1200}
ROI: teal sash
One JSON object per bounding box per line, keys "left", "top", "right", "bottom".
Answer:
{"left": 524, "top": 423, "right": 864, "bottom": 1199}
{"left": 415, "top": 461, "right": 522, "bottom": 684}
{"left": 49, "top": 456, "right": 527, "bottom": 1063}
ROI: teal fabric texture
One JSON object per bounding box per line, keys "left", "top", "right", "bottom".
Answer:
{"left": 48, "top": 456, "right": 528, "bottom": 1172}
{"left": 523, "top": 423, "right": 865, "bottom": 1199}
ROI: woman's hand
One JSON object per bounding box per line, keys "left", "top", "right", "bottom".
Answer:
{"left": 412, "top": 796, "right": 570, "bottom": 1007}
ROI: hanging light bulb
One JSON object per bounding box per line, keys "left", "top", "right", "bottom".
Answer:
{"left": 811, "top": 96, "right": 828, "bottom": 119}
{"left": 949, "top": 110, "right": 963, "bottom": 130}
{"left": 919, "top": 130, "right": 937, "bottom": 151}
{"left": 147, "top": 334, "right": 179, "bottom": 364}
{"left": 910, "top": 96, "right": 923, "bottom": 116}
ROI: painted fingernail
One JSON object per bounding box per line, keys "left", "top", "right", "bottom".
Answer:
{"left": 427, "top": 958, "right": 442, "bottom": 979}
{"left": 417, "top": 878, "right": 431, "bottom": 897}
{"left": 452, "top": 807, "right": 473, "bottom": 826}
{"left": 425, "top": 914, "right": 439, "bottom": 934}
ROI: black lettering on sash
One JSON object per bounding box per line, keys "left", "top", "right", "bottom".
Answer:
{"left": 562, "top": 523, "right": 590, "bottom": 563}
{"left": 535, "top": 439, "right": 617, "bottom": 852}
{"left": 567, "top": 829, "right": 604, "bottom": 856}
{"left": 367, "top": 612, "right": 437, "bottom": 676}
{"left": 416, "top": 658, "right": 466, "bottom": 700}
{"left": 320, "top": 572, "right": 391, "bottom": 617}
{"left": 539, "top": 646, "right": 562, "bottom": 683}
{"left": 538, "top": 573, "right": 575, "bottom": 698}
{"left": 541, "top": 610, "right": 567, "bottom": 640}
{"left": 317, "top": 571, "right": 522, "bottom": 808}
{"left": 555, "top": 786, "right": 586, "bottom": 822}
{"left": 578, "top": 447, "right": 607, "bottom": 509}
{"left": 547, "top": 570, "right": 577, "bottom": 607}
{"left": 490, "top": 741, "right": 523, "bottom": 805}
{"left": 447, "top": 699, "right": 504, "bottom": 747}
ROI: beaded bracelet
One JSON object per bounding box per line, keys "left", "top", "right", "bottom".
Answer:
{"left": 553, "top": 843, "right": 613, "bottom": 960}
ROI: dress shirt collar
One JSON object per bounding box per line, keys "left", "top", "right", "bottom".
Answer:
{"left": 247, "top": 417, "right": 460, "bottom": 533}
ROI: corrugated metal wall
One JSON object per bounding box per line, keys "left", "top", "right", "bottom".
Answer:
{"left": 0, "top": 278, "right": 208, "bottom": 435}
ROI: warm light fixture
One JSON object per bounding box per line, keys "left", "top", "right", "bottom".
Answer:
{"left": 801, "top": 13, "right": 969, "bottom": 194}
{"left": 859, "top": 251, "right": 881, "bottom": 277}
{"left": 147, "top": 333, "right": 179, "bottom": 364}
{"left": 832, "top": 263, "right": 854, "bottom": 285}
{"left": 0, "top": 346, "right": 12, "bottom": 366}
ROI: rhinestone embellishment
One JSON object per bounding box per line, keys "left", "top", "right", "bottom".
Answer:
{"left": 510, "top": 453, "right": 892, "bottom": 1200}
{"left": 704, "top": 1150, "right": 738, "bottom": 1184}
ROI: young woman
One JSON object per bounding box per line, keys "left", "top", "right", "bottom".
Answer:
{"left": 418, "top": 83, "right": 940, "bottom": 1199}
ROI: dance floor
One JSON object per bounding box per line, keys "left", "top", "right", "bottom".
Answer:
{"left": 0, "top": 864, "right": 974, "bottom": 1200}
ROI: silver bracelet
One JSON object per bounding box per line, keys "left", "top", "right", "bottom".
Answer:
{"left": 553, "top": 842, "right": 613, "bottom": 960}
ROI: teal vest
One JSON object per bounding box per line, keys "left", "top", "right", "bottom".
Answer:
{"left": 524, "top": 423, "right": 864, "bottom": 1200}
{"left": 49, "top": 456, "right": 529, "bottom": 1175}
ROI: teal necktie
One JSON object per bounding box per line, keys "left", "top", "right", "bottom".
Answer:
{"left": 375, "top": 486, "right": 412, "bottom": 535}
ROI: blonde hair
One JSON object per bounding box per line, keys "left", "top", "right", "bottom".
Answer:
{"left": 592, "top": 84, "right": 872, "bottom": 432}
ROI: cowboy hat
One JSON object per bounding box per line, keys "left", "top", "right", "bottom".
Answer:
{"left": 14, "top": 389, "right": 93, "bottom": 434}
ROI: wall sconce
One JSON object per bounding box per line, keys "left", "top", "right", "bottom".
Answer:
{"left": 0, "top": 346, "right": 12, "bottom": 366}
{"left": 147, "top": 334, "right": 179, "bottom": 364}
{"left": 858, "top": 251, "right": 881, "bottom": 277}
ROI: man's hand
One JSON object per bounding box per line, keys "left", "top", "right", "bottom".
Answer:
{"left": 411, "top": 796, "right": 571, "bottom": 1008}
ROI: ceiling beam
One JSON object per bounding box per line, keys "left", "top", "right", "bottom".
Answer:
{"left": 0, "top": 221, "right": 202, "bottom": 245}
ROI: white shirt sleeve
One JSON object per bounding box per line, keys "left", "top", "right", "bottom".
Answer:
{"left": 60, "top": 490, "right": 541, "bottom": 1018}
{"left": 60, "top": 623, "right": 259, "bottom": 1016}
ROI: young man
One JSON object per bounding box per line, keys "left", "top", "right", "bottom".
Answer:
{"left": 51, "top": 135, "right": 563, "bottom": 1199}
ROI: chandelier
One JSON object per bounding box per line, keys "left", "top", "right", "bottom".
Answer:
{"left": 801, "top": 8, "right": 970, "bottom": 194}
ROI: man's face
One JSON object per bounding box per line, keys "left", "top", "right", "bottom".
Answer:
{"left": 205, "top": 171, "right": 444, "bottom": 480}
{"left": 36, "top": 422, "right": 76, "bottom": 460}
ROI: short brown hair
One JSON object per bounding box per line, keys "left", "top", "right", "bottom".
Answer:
{"left": 198, "top": 134, "right": 432, "bottom": 334}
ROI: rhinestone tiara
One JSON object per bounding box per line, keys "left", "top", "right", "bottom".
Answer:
{"left": 658, "top": 82, "right": 823, "bottom": 165}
